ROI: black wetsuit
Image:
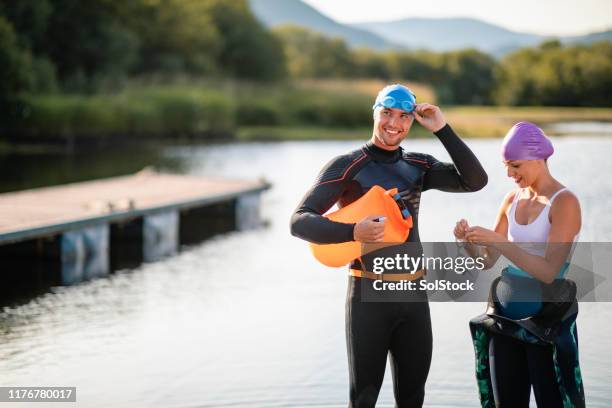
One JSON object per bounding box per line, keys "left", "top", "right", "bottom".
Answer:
{"left": 291, "top": 124, "right": 488, "bottom": 408}
{"left": 490, "top": 333, "right": 566, "bottom": 406}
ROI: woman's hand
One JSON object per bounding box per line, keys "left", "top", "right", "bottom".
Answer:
{"left": 412, "top": 103, "right": 446, "bottom": 132}
{"left": 464, "top": 226, "right": 509, "bottom": 247}
{"left": 454, "top": 219, "right": 470, "bottom": 240}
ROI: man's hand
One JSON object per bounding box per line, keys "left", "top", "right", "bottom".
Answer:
{"left": 353, "top": 215, "right": 385, "bottom": 242}
{"left": 412, "top": 103, "right": 446, "bottom": 132}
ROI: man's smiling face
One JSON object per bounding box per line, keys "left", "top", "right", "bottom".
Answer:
{"left": 373, "top": 107, "right": 414, "bottom": 149}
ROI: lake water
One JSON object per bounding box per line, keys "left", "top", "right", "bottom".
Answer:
{"left": 1, "top": 125, "right": 612, "bottom": 407}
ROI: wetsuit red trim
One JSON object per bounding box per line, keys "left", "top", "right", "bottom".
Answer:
{"left": 316, "top": 150, "right": 367, "bottom": 186}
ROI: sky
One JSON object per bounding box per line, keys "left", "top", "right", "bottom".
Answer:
{"left": 302, "top": 0, "right": 612, "bottom": 36}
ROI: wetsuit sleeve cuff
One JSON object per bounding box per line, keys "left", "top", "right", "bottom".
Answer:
{"left": 433, "top": 123, "right": 455, "bottom": 138}
{"left": 345, "top": 223, "right": 356, "bottom": 241}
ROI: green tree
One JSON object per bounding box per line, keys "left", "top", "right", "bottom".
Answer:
{"left": 38, "top": 0, "right": 139, "bottom": 90}
{"left": 122, "top": 0, "right": 220, "bottom": 75}
{"left": 495, "top": 41, "right": 612, "bottom": 106}
{"left": 438, "top": 49, "right": 496, "bottom": 105}
{"left": 0, "top": 16, "right": 33, "bottom": 132}
{"left": 205, "top": 0, "right": 286, "bottom": 80}
{"left": 0, "top": 16, "right": 33, "bottom": 97}
{"left": 353, "top": 49, "right": 392, "bottom": 79}
{"left": 0, "top": 1, "right": 57, "bottom": 93}
{"left": 274, "top": 25, "right": 355, "bottom": 78}
{"left": 579, "top": 41, "right": 612, "bottom": 106}
{"left": 388, "top": 50, "right": 444, "bottom": 84}
{"left": 493, "top": 48, "right": 539, "bottom": 105}
{"left": 0, "top": 0, "right": 52, "bottom": 52}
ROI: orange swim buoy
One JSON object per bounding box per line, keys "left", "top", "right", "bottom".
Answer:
{"left": 309, "top": 185, "right": 413, "bottom": 267}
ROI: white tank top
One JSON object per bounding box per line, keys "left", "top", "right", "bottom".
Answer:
{"left": 507, "top": 187, "right": 568, "bottom": 256}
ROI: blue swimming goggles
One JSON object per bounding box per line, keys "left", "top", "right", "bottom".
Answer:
{"left": 372, "top": 84, "right": 417, "bottom": 113}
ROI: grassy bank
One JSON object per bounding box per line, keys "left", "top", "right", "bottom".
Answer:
{"left": 445, "top": 106, "right": 612, "bottom": 138}
{"left": 239, "top": 106, "right": 612, "bottom": 141}
{"left": 237, "top": 125, "right": 434, "bottom": 141}
{"left": 6, "top": 80, "right": 375, "bottom": 142}
{"left": 3, "top": 79, "right": 612, "bottom": 145}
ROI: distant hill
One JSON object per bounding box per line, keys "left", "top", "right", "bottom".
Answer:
{"left": 354, "top": 18, "right": 612, "bottom": 56}
{"left": 353, "top": 17, "right": 545, "bottom": 55}
{"left": 565, "top": 29, "right": 612, "bottom": 45}
{"left": 248, "top": 0, "right": 397, "bottom": 50}
{"left": 248, "top": 0, "right": 611, "bottom": 55}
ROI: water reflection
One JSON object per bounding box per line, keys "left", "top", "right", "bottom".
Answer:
{"left": 0, "top": 143, "right": 186, "bottom": 193}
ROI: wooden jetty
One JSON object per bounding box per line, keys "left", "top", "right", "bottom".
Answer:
{"left": 0, "top": 170, "right": 269, "bottom": 245}
{"left": 0, "top": 170, "right": 270, "bottom": 298}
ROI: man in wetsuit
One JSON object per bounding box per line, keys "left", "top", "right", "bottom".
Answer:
{"left": 290, "top": 84, "right": 488, "bottom": 407}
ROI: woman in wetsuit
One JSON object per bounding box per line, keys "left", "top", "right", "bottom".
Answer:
{"left": 455, "top": 122, "right": 584, "bottom": 407}
{"left": 291, "top": 84, "right": 487, "bottom": 408}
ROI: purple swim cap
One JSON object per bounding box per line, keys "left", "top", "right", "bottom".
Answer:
{"left": 502, "top": 122, "right": 554, "bottom": 161}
